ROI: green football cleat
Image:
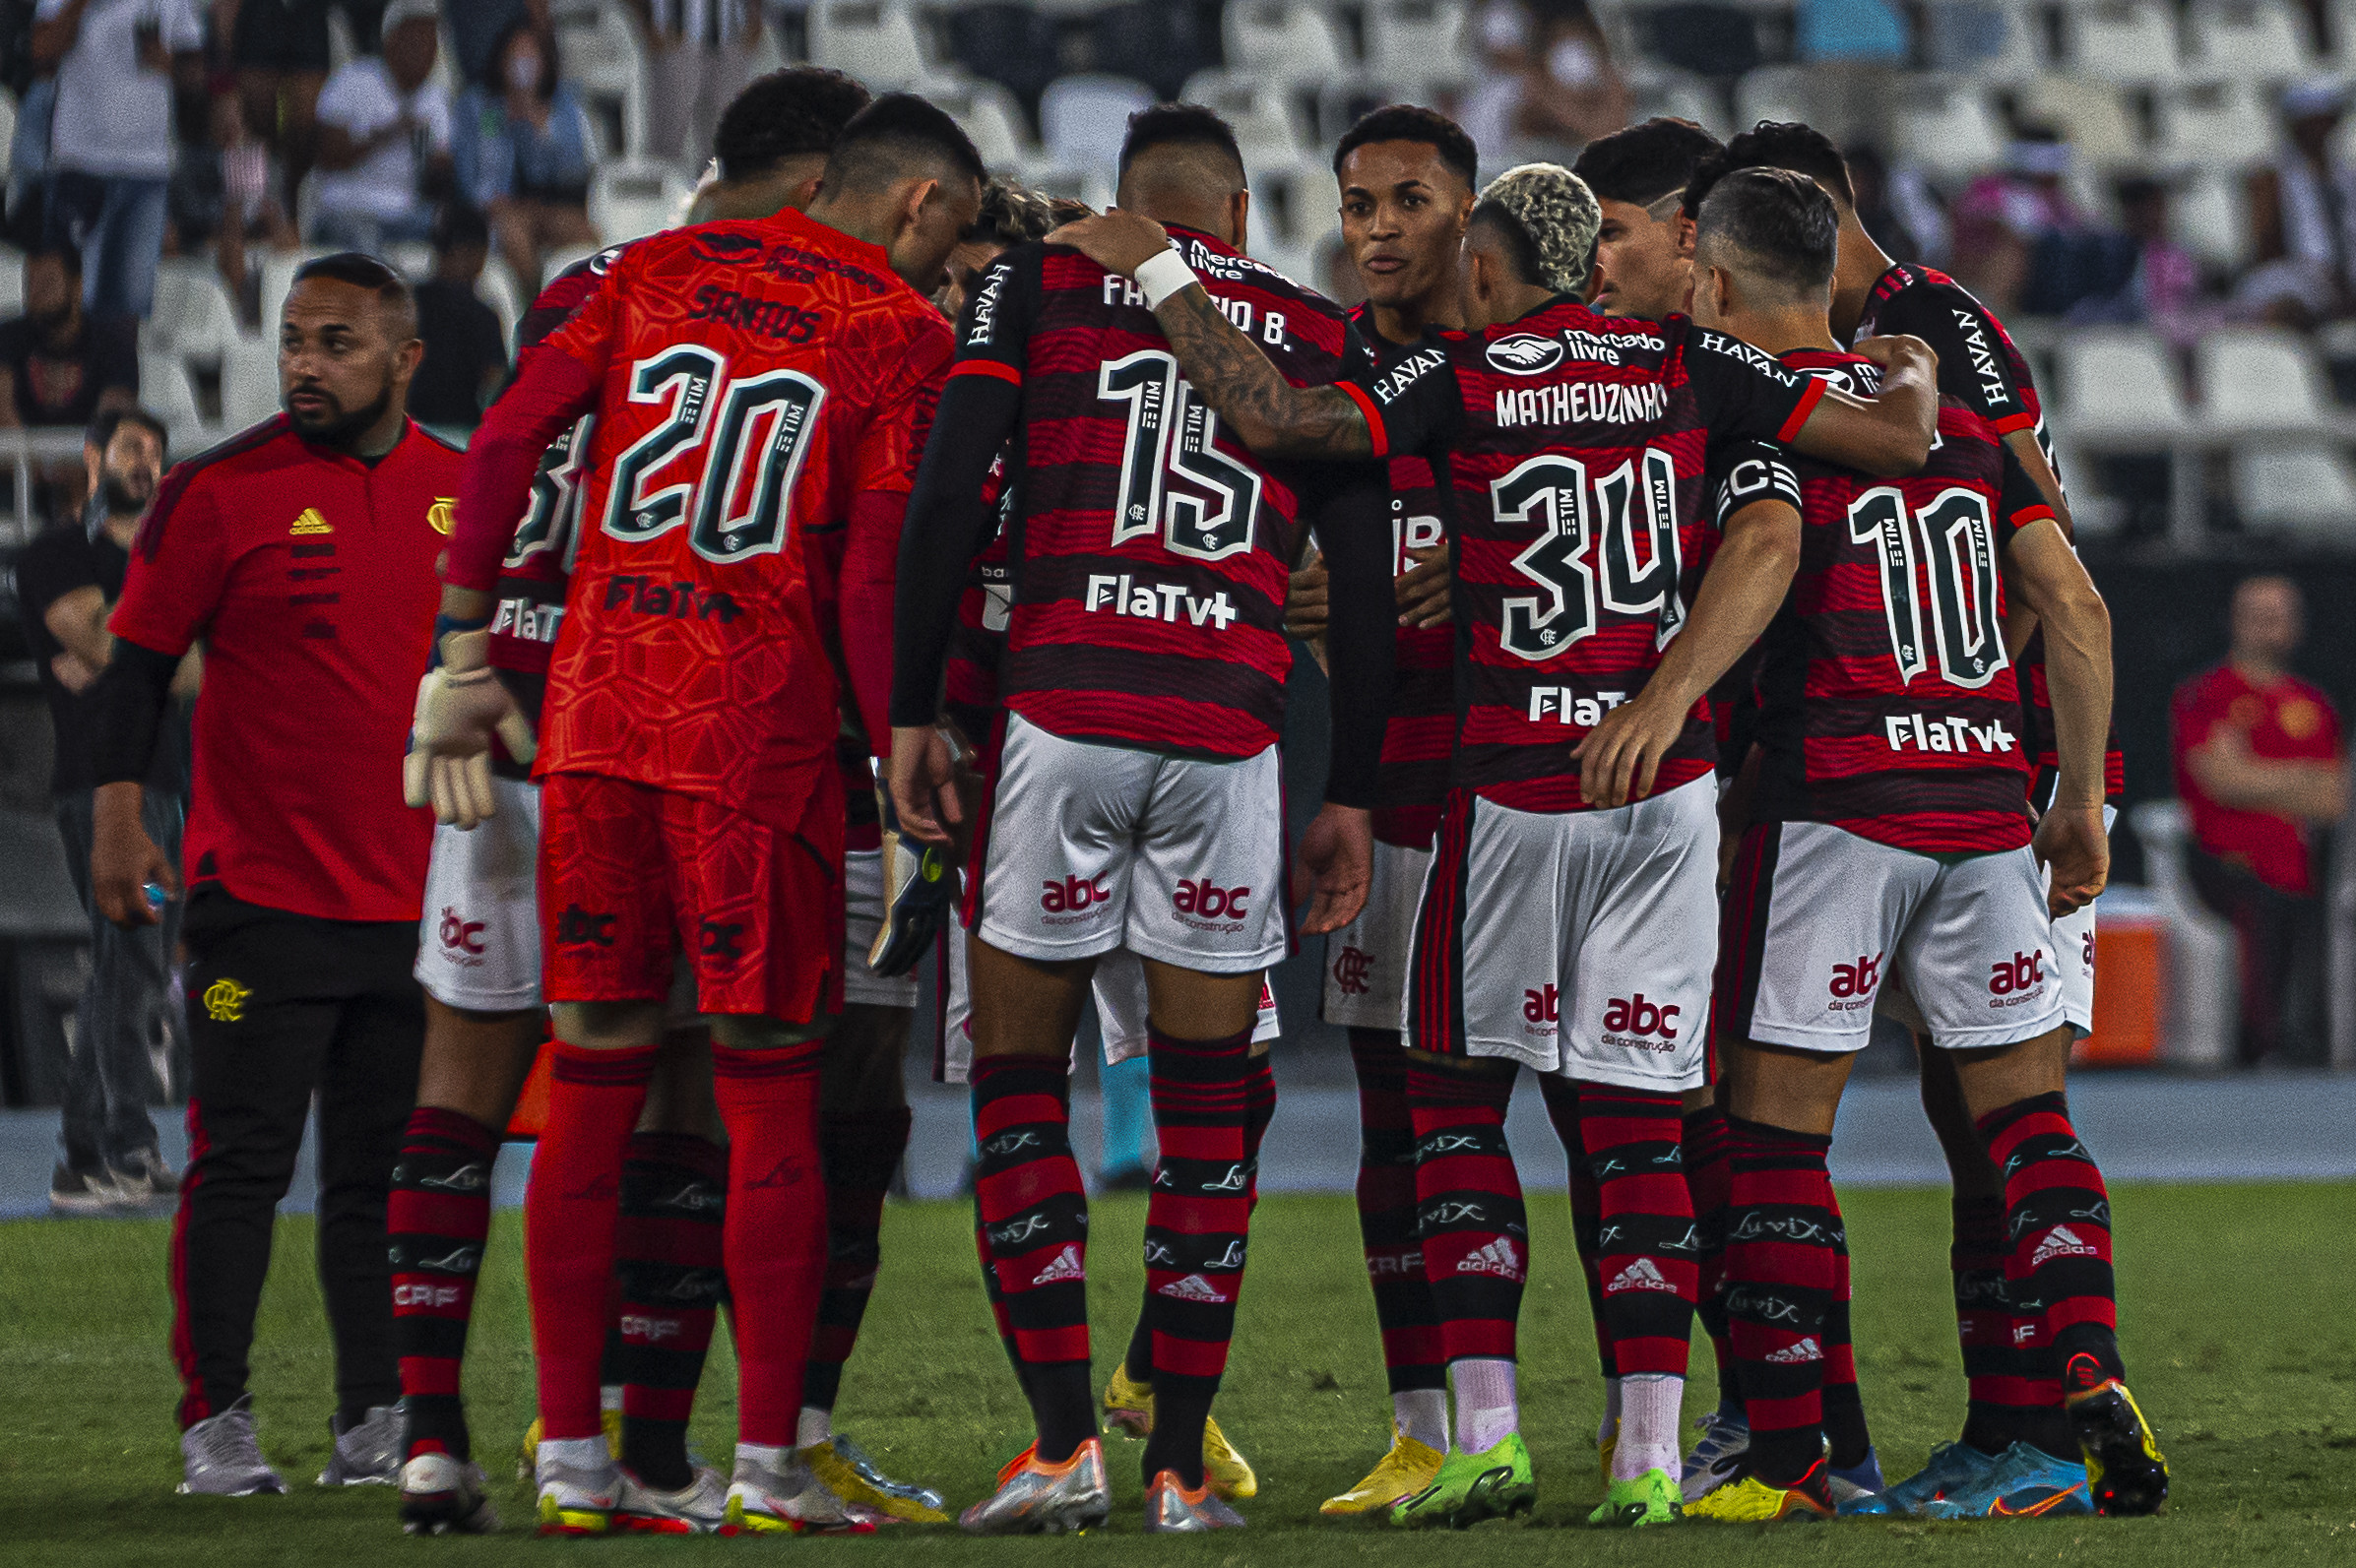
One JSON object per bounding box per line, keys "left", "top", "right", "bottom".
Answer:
{"left": 1387, "top": 1433, "right": 1536, "bottom": 1530}
{"left": 1589, "top": 1466, "right": 1683, "bottom": 1527}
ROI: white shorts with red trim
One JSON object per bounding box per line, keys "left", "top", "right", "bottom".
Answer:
{"left": 415, "top": 778, "right": 543, "bottom": 1013}
{"left": 1319, "top": 838, "right": 1432, "bottom": 1032}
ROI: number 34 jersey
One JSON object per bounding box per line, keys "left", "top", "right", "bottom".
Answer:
{"left": 949, "top": 224, "right": 1365, "bottom": 761}
{"left": 534, "top": 210, "right": 951, "bottom": 825}
{"left": 1730, "top": 348, "right": 2056, "bottom": 854}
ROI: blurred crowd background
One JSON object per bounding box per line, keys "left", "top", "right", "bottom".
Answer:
{"left": 0, "top": 0, "right": 2349, "bottom": 1151}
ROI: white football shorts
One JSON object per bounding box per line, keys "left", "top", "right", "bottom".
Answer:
{"left": 1320, "top": 838, "right": 1432, "bottom": 1033}
{"left": 416, "top": 777, "right": 543, "bottom": 1012}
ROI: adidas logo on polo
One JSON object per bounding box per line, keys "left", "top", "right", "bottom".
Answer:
{"left": 1455, "top": 1237, "right": 1524, "bottom": 1281}
{"left": 288, "top": 508, "right": 332, "bottom": 535}
{"left": 1765, "top": 1337, "right": 1823, "bottom": 1364}
{"left": 2030, "top": 1225, "right": 2101, "bottom": 1268}
{"left": 1031, "top": 1244, "right": 1085, "bottom": 1286}
{"left": 1606, "top": 1258, "right": 1680, "bottom": 1294}
{"left": 1157, "top": 1273, "right": 1228, "bottom": 1303}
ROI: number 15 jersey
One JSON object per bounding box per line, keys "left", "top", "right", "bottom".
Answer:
{"left": 530, "top": 211, "right": 951, "bottom": 826}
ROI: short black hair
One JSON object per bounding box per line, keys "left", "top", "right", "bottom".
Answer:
{"left": 1694, "top": 166, "right": 1838, "bottom": 298}
{"left": 715, "top": 66, "right": 872, "bottom": 181}
{"left": 290, "top": 251, "right": 420, "bottom": 338}
{"left": 1684, "top": 120, "right": 1855, "bottom": 219}
{"left": 1572, "top": 117, "right": 1723, "bottom": 209}
{"left": 87, "top": 406, "right": 167, "bottom": 460}
{"left": 820, "top": 92, "right": 987, "bottom": 196}
{"left": 1333, "top": 104, "right": 1479, "bottom": 192}
{"left": 28, "top": 242, "right": 82, "bottom": 278}
{"left": 1117, "top": 102, "right": 1245, "bottom": 186}
{"left": 433, "top": 203, "right": 491, "bottom": 253}
{"left": 965, "top": 180, "right": 1062, "bottom": 247}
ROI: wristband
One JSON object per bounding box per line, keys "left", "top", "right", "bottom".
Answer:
{"left": 1135, "top": 249, "right": 1199, "bottom": 309}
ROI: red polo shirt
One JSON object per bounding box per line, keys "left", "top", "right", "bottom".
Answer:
{"left": 2171, "top": 662, "right": 2343, "bottom": 896}
{"left": 111, "top": 415, "right": 462, "bottom": 922}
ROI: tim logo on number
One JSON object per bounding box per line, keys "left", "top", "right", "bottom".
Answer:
{"left": 1828, "top": 952, "right": 1881, "bottom": 1013}
{"left": 1600, "top": 993, "right": 1680, "bottom": 1051}
{"left": 1173, "top": 879, "right": 1251, "bottom": 933}
{"left": 1989, "top": 950, "right": 2046, "bottom": 1008}
{"left": 1040, "top": 874, "right": 1112, "bottom": 926}
{"left": 437, "top": 907, "right": 486, "bottom": 969}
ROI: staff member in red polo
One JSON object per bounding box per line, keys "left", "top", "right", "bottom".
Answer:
{"left": 2172, "top": 575, "right": 2347, "bottom": 1067}
{"left": 88, "top": 253, "right": 463, "bottom": 1497}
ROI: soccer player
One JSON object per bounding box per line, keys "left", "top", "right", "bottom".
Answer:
{"left": 1693, "top": 121, "right": 2142, "bottom": 1515}
{"left": 389, "top": 66, "right": 888, "bottom": 1537}
{"left": 1674, "top": 166, "right": 2166, "bottom": 1521}
{"left": 1305, "top": 102, "right": 1477, "bottom": 1519}
{"left": 887, "top": 103, "right": 1398, "bottom": 1534}
{"left": 1048, "top": 160, "right": 1940, "bottom": 1531}
{"left": 415, "top": 94, "right": 982, "bottom": 1536}
{"left": 1575, "top": 117, "right": 1722, "bottom": 321}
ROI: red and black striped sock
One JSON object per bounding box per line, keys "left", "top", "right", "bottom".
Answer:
{"left": 1979, "top": 1093, "right": 2124, "bottom": 1408}
{"left": 390, "top": 1106, "right": 498, "bottom": 1462}
{"left": 1351, "top": 1030, "right": 1445, "bottom": 1400}
{"left": 1953, "top": 1190, "right": 2043, "bottom": 1453}
{"left": 1724, "top": 1116, "right": 1837, "bottom": 1488}
{"left": 1820, "top": 1185, "right": 1872, "bottom": 1470}
{"left": 1243, "top": 1054, "right": 1276, "bottom": 1205}
{"left": 614, "top": 1132, "right": 726, "bottom": 1489}
{"left": 1407, "top": 1059, "right": 1525, "bottom": 1367}
{"left": 711, "top": 1042, "right": 827, "bottom": 1449}
{"left": 525, "top": 1043, "right": 658, "bottom": 1441}
{"left": 1684, "top": 1105, "right": 1739, "bottom": 1411}
{"left": 1535, "top": 1077, "right": 1619, "bottom": 1390}
{"left": 803, "top": 1105, "right": 913, "bottom": 1424}
{"left": 1580, "top": 1087, "right": 1697, "bottom": 1382}
{"left": 972, "top": 1054, "right": 1095, "bottom": 1462}
{"left": 1138, "top": 1025, "right": 1255, "bottom": 1489}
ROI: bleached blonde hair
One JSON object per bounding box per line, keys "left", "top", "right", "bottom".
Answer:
{"left": 1476, "top": 162, "right": 1602, "bottom": 297}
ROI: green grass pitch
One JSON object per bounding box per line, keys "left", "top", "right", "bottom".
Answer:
{"left": 3, "top": 1183, "right": 2352, "bottom": 1565}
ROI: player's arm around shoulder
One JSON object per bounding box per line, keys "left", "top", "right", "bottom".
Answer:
{"left": 2006, "top": 516, "right": 2112, "bottom": 911}
{"left": 1796, "top": 333, "right": 1940, "bottom": 474}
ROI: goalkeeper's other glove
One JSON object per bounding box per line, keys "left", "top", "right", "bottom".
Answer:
{"left": 867, "top": 778, "right": 956, "bottom": 977}
{"left": 404, "top": 627, "right": 537, "bottom": 831}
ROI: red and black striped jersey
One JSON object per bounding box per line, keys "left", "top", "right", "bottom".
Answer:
{"left": 1349, "top": 303, "right": 1454, "bottom": 849}
{"left": 941, "top": 457, "right": 1014, "bottom": 745}
{"left": 947, "top": 225, "right": 1369, "bottom": 761}
{"left": 1341, "top": 298, "right": 1824, "bottom": 813}
{"left": 1735, "top": 347, "right": 2049, "bottom": 854}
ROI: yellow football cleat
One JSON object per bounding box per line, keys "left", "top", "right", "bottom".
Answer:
{"left": 1686, "top": 1461, "right": 1835, "bottom": 1524}
{"left": 1598, "top": 1422, "right": 1619, "bottom": 1490}
{"left": 2064, "top": 1363, "right": 2170, "bottom": 1517}
{"left": 1099, "top": 1367, "right": 1258, "bottom": 1500}
{"left": 518, "top": 1407, "right": 623, "bottom": 1482}
{"left": 1321, "top": 1426, "right": 1445, "bottom": 1517}
{"left": 803, "top": 1436, "right": 951, "bottom": 1525}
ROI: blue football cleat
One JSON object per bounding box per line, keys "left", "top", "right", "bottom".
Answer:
{"left": 1827, "top": 1447, "right": 1886, "bottom": 1515}
{"left": 1921, "top": 1443, "right": 2092, "bottom": 1520}
{"left": 1874, "top": 1441, "right": 2005, "bottom": 1517}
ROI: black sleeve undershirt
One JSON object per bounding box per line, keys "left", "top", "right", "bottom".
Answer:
{"left": 89, "top": 637, "right": 180, "bottom": 787}
{"left": 889, "top": 372, "right": 1023, "bottom": 729}
{"left": 1309, "top": 465, "right": 1394, "bottom": 809}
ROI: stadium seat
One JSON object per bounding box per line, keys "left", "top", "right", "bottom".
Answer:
{"left": 2232, "top": 441, "right": 2356, "bottom": 537}
{"left": 1242, "top": 150, "right": 1339, "bottom": 285}
{"left": 260, "top": 248, "right": 334, "bottom": 341}
{"left": 1733, "top": 64, "right": 1831, "bottom": 133}
{"left": 1041, "top": 74, "right": 1157, "bottom": 204}
{"left": 2017, "top": 74, "right": 2145, "bottom": 168}
{"left": 590, "top": 158, "right": 693, "bottom": 243}
{"left": 2061, "top": 0, "right": 2182, "bottom": 86}
{"left": 2183, "top": 0, "right": 2314, "bottom": 81}
{"left": 385, "top": 240, "right": 436, "bottom": 282}
{"left": 138, "top": 350, "right": 212, "bottom": 457}
{"left": 2196, "top": 326, "right": 2336, "bottom": 434}
{"left": 1888, "top": 78, "right": 2006, "bottom": 179}
{"left": 1924, "top": 0, "right": 2047, "bottom": 80}
{"left": 1627, "top": 69, "right": 1732, "bottom": 140}
{"left": 221, "top": 335, "right": 281, "bottom": 432}
{"left": 542, "top": 243, "right": 606, "bottom": 285}
{"left": 1178, "top": 70, "right": 1311, "bottom": 160}
{"left": 0, "top": 245, "right": 22, "bottom": 317}
{"left": 2127, "top": 799, "right": 2239, "bottom": 1069}
{"left": 2171, "top": 168, "right": 2255, "bottom": 272}
{"left": 1222, "top": 1, "right": 1351, "bottom": 88}
{"left": 944, "top": 3, "right": 1066, "bottom": 107}
{"left": 810, "top": 0, "right": 941, "bottom": 91}
{"left": 1087, "top": 1, "right": 1221, "bottom": 102}
{"left": 923, "top": 77, "right": 1037, "bottom": 171}
{"left": 0, "top": 89, "right": 15, "bottom": 175}
{"left": 2152, "top": 82, "right": 2273, "bottom": 169}
{"left": 1363, "top": 0, "right": 1473, "bottom": 99}
{"left": 2052, "top": 328, "right": 2189, "bottom": 441}
{"left": 142, "top": 261, "right": 238, "bottom": 363}
{"left": 478, "top": 261, "right": 525, "bottom": 351}
{"left": 554, "top": 2, "right": 651, "bottom": 158}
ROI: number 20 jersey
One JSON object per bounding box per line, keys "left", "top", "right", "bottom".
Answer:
{"left": 534, "top": 211, "right": 951, "bottom": 826}
{"left": 1735, "top": 348, "right": 2053, "bottom": 854}
{"left": 1341, "top": 299, "right": 1825, "bottom": 813}
{"left": 949, "top": 225, "right": 1364, "bottom": 761}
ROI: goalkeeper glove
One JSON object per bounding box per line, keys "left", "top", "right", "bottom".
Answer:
{"left": 866, "top": 777, "right": 956, "bottom": 978}
{"left": 404, "top": 626, "right": 536, "bottom": 831}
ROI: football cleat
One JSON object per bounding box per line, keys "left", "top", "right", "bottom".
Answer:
{"left": 722, "top": 1447, "right": 873, "bottom": 1535}
{"left": 1597, "top": 1421, "right": 1618, "bottom": 1489}
{"left": 803, "top": 1434, "right": 950, "bottom": 1524}
{"left": 518, "top": 1401, "right": 622, "bottom": 1480}
{"left": 317, "top": 1403, "right": 403, "bottom": 1486}
{"left": 1100, "top": 1366, "right": 1258, "bottom": 1498}
{"left": 535, "top": 1446, "right": 622, "bottom": 1536}
{"left": 1146, "top": 1470, "right": 1247, "bottom": 1532}
{"left": 1686, "top": 1458, "right": 1835, "bottom": 1523}
{"left": 1828, "top": 1447, "right": 1888, "bottom": 1516}
{"left": 615, "top": 1464, "right": 731, "bottom": 1534}
{"left": 1921, "top": 1443, "right": 2093, "bottom": 1520}
{"left": 399, "top": 1452, "right": 498, "bottom": 1535}
{"left": 1590, "top": 1466, "right": 1683, "bottom": 1528}
{"left": 1387, "top": 1433, "right": 1537, "bottom": 1530}
{"left": 1680, "top": 1410, "right": 1749, "bottom": 1503}
{"left": 958, "top": 1439, "right": 1112, "bottom": 1536}
{"left": 177, "top": 1396, "right": 287, "bottom": 1496}
{"left": 1321, "top": 1426, "right": 1445, "bottom": 1517}
{"left": 2064, "top": 1360, "right": 2169, "bottom": 1516}
{"left": 1872, "top": 1439, "right": 2005, "bottom": 1517}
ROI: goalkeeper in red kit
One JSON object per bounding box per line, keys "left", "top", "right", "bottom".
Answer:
{"left": 413, "top": 95, "right": 982, "bottom": 1536}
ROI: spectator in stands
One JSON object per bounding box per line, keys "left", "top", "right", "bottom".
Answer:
{"left": 217, "top": 0, "right": 328, "bottom": 206}
{"left": 449, "top": 0, "right": 546, "bottom": 88}
{"left": 408, "top": 204, "right": 506, "bottom": 430}
{"left": 1948, "top": 130, "right": 2133, "bottom": 317}
{"left": 2069, "top": 176, "right": 2217, "bottom": 344}
{"left": 2173, "top": 576, "right": 2347, "bottom": 1067}
{"left": 310, "top": 0, "right": 454, "bottom": 255}
{"left": 14, "top": 407, "right": 193, "bottom": 1213}
{"left": 2241, "top": 78, "right": 2356, "bottom": 328}
{"left": 33, "top": 0, "right": 205, "bottom": 323}
{"left": 1459, "top": 0, "right": 1629, "bottom": 171}
{"left": 183, "top": 91, "right": 301, "bottom": 328}
{"left": 630, "top": 0, "right": 764, "bottom": 176}
{"left": 453, "top": 20, "right": 598, "bottom": 289}
{"left": 0, "top": 245, "right": 138, "bottom": 429}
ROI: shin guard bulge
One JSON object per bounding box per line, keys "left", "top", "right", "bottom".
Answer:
{"left": 615, "top": 1132, "right": 727, "bottom": 1486}
{"left": 971, "top": 1054, "right": 1094, "bottom": 1460}
{"left": 1351, "top": 1031, "right": 1445, "bottom": 1396}
{"left": 391, "top": 1107, "right": 500, "bottom": 1461}
{"left": 1580, "top": 1088, "right": 1698, "bottom": 1380}
{"left": 1407, "top": 1060, "right": 1525, "bottom": 1364}
{"left": 1980, "top": 1093, "right": 2123, "bottom": 1384}
{"left": 804, "top": 1105, "right": 914, "bottom": 1415}
{"left": 1723, "top": 1117, "right": 1838, "bottom": 1487}
{"left": 711, "top": 1041, "right": 827, "bottom": 1449}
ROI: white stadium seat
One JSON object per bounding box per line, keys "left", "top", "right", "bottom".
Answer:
{"left": 0, "top": 246, "right": 22, "bottom": 318}
{"left": 1889, "top": 79, "right": 2006, "bottom": 179}
{"left": 2172, "top": 169, "right": 2255, "bottom": 272}
{"left": 2063, "top": 0, "right": 2182, "bottom": 86}
{"left": 138, "top": 350, "right": 212, "bottom": 457}
{"left": 2052, "top": 329, "right": 2189, "bottom": 441}
{"left": 2152, "top": 83, "right": 2274, "bottom": 169}
{"left": 1222, "top": 1, "right": 1351, "bottom": 88}
{"left": 590, "top": 158, "right": 695, "bottom": 244}
{"left": 1363, "top": 0, "right": 1473, "bottom": 98}
{"left": 2184, "top": 0, "right": 2315, "bottom": 81}
{"left": 143, "top": 261, "right": 239, "bottom": 362}
{"left": 554, "top": 2, "right": 650, "bottom": 158}
{"left": 2017, "top": 75, "right": 2145, "bottom": 168}
{"left": 2196, "top": 327, "right": 2335, "bottom": 434}
{"left": 1180, "top": 70, "right": 1313, "bottom": 160}
{"left": 923, "top": 77, "right": 1036, "bottom": 172}
{"left": 1040, "top": 75, "right": 1157, "bottom": 205}
{"left": 478, "top": 261, "right": 525, "bottom": 352}
{"left": 809, "top": 0, "right": 940, "bottom": 91}
{"left": 1734, "top": 65, "right": 1828, "bottom": 133}
{"left": 2234, "top": 443, "right": 2356, "bottom": 537}
{"left": 221, "top": 336, "right": 282, "bottom": 433}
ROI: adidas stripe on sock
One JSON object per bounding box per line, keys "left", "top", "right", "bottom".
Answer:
{"left": 1723, "top": 1116, "right": 1838, "bottom": 1489}
{"left": 971, "top": 1054, "right": 1095, "bottom": 1462}
{"left": 391, "top": 1106, "right": 499, "bottom": 1462}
